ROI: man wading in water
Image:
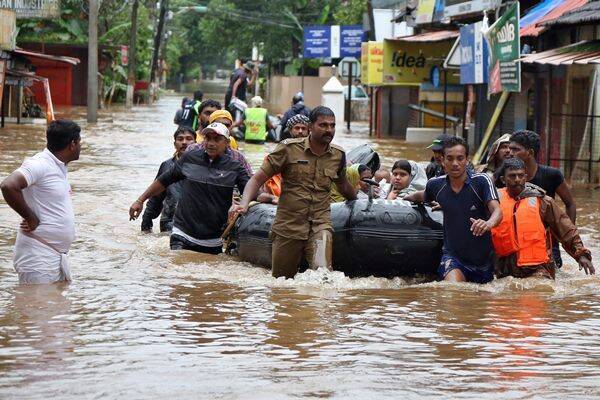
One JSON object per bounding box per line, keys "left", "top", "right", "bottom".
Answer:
{"left": 492, "top": 157, "right": 594, "bottom": 279}
{"left": 405, "top": 136, "right": 502, "bottom": 283}
{"left": 1, "top": 120, "right": 82, "bottom": 284}
{"left": 231, "top": 106, "right": 356, "bottom": 278}
{"left": 130, "top": 122, "right": 250, "bottom": 254}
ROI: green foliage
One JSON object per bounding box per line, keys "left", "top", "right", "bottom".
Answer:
{"left": 333, "top": 0, "right": 367, "bottom": 25}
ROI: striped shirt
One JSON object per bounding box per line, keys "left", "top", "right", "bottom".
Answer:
{"left": 425, "top": 170, "right": 499, "bottom": 269}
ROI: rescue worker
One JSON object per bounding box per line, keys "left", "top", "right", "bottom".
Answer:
{"left": 235, "top": 96, "right": 273, "bottom": 144}
{"left": 404, "top": 136, "right": 502, "bottom": 283}
{"left": 141, "top": 126, "right": 196, "bottom": 233}
{"left": 280, "top": 93, "right": 311, "bottom": 140}
{"left": 179, "top": 90, "right": 203, "bottom": 131}
{"left": 129, "top": 123, "right": 250, "bottom": 254}
{"left": 425, "top": 134, "right": 452, "bottom": 179}
{"left": 492, "top": 158, "right": 594, "bottom": 279}
{"left": 477, "top": 133, "right": 511, "bottom": 176}
{"left": 232, "top": 106, "right": 357, "bottom": 278}
{"left": 257, "top": 114, "right": 311, "bottom": 205}
{"left": 506, "top": 130, "right": 577, "bottom": 268}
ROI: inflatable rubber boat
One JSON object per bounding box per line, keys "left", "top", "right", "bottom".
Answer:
{"left": 226, "top": 199, "right": 444, "bottom": 278}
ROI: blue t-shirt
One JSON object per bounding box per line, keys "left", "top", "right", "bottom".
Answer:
{"left": 425, "top": 171, "right": 499, "bottom": 269}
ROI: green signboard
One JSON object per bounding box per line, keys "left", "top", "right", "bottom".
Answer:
{"left": 484, "top": 2, "right": 520, "bottom": 94}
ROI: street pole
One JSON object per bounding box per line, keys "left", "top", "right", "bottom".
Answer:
{"left": 87, "top": 0, "right": 98, "bottom": 123}
{"left": 346, "top": 62, "right": 353, "bottom": 131}
{"left": 443, "top": 68, "right": 447, "bottom": 135}
{"left": 150, "top": 0, "right": 168, "bottom": 96}
{"left": 125, "top": 0, "right": 139, "bottom": 109}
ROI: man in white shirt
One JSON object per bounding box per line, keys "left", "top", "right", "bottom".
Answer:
{"left": 1, "top": 120, "right": 81, "bottom": 284}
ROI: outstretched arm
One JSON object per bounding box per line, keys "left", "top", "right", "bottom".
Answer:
{"left": 403, "top": 190, "right": 425, "bottom": 203}
{"left": 555, "top": 181, "right": 576, "bottom": 223}
{"left": 231, "top": 169, "right": 270, "bottom": 216}
{"left": 129, "top": 180, "right": 166, "bottom": 221}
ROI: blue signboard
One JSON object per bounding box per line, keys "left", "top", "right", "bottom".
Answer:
{"left": 340, "top": 25, "right": 365, "bottom": 58}
{"left": 303, "top": 26, "right": 331, "bottom": 58}
{"left": 304, "top": 25, "right": 365, "bottom": 59}
{"left": 459, "top": 21, "right": 489, "bottom": 84}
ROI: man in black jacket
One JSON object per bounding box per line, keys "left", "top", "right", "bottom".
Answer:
{"left": 141, "top": 126, "right": 196, "bottom": 233}
{"left": 280, "top": 93, "right": 311, "bottom": 140}
{"left": 130, "top": 122, "right": 250, "bottom": 254}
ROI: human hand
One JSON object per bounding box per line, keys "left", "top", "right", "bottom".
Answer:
{"left": 129, "top": 200, "right": 143, "bottom": 221}
{"left": 228, "top": 204, "right": 248, "bottom": 220}
{"left": 469, "top": 218, "right": 491, "bottom": 236}
{"left": 272, "top": 196, "right": 279, "bottom": 205}
{"left": 387, "top": 190, "right": 398, "bottom": 201}
{"left": 430, "top": 201, "right": 442, "bottom": 211}
{"left": 578, "top": 255, "right": 595, "bottom": 275}
{"left": 20, "top": 214, "right": 40, "bottom": 232}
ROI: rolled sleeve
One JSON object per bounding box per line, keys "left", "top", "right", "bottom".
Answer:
{"left": 261, "top": 143, "right": 287, "bottom": 177}
{"left": 16, "top": 158, "right": 46, "bottom": 186}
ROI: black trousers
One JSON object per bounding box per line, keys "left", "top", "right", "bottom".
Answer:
{"left": 170, "top": 234, "right": 222, "bottom": 255}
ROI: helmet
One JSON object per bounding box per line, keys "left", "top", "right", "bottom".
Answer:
{"left": 292, "top": 92, "right": 304, "bottom": 104}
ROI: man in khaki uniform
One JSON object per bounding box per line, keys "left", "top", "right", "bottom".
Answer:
{"left": 232, "top": 106, "right": 357, "bottom": 278}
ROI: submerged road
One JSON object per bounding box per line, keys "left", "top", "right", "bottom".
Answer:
{"left": 1, "top": 85, "right": 600, "bottom": 399}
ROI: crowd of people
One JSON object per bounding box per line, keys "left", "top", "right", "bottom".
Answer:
{"left": 0, "top": 89, "right": 595, "bottom": 285}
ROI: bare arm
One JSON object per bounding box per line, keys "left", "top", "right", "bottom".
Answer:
{"left": 233, "top": 169, "right": 271, "bottom": 215}
{"left": 0, "top": 171, "right": 39, "bottom": 231}
{"left": 403, "top": 190, "right": 425, "bottom": 203}
{"left": 129, "top": 180, "right": 166, "bottom": 220}
{"left": 335, "top": 176, "right": 358, "bottom": 201}
{"left": 231, "top": 77, "right": 243, "bottom": 99}
{"left": 555, "top": 181, "right": 576, "bottom": 223}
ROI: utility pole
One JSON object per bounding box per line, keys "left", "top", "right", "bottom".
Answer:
{"left": 87, "top": 0, "right": 98, "bottom": 122}
{"left": 126, "top": 0, "right": 139, "bottom": 108}
{"left": 150, "top": 0, "right": 168, "bottom": 88}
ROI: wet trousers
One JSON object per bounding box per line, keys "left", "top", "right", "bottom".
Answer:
{"left": 271, "top": 230, "right": 332, "bottom": 279}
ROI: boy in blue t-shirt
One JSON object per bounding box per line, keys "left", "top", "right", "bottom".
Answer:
{"left": 405, "top": 136, "right": 502, "bottom": 283}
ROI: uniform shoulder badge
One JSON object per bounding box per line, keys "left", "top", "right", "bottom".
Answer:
{"left": 282, "top": 137, "right": 305, "bottom": 145}
{"left": 330, "top": 143, "right": 345, "bottom": 152}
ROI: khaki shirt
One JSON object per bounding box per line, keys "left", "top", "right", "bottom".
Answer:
{"left": 260, "top": 136, "right": 347, "bottom": 240}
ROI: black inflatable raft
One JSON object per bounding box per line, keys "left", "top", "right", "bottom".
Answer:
{"left": 226, "top": 199, "right": 444, "bottom": 278}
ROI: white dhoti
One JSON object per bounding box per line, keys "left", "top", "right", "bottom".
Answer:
{"left": 13, "top": 232, "right": 72, "bottom": 285}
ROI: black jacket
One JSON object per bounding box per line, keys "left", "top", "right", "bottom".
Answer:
{"left": 280, "top": 102, "right": 311, "bottom": 139}
{"left": 158, "top": 148, "right": 250, "bottom": 240}
{"left": 141, "top": 157, "right": 181, "bottom": 232}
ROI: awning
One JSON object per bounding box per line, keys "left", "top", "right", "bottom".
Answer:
{"left": 523, "top": 0, "right": 589, "bottom": 36}
{"left": 520, "top": 0, "right": 566, "bottom": 36}
{"left": 518, "top": 40, "right": 600, "bottom": 65}
{"left": 393, "top": 30, "right": 459, "bottom": 42}
{"left": 541, "top": 0, "right": 600, "bottom": 27}
{"left": 12, "top": 48, "right": 80, "bottom": 66}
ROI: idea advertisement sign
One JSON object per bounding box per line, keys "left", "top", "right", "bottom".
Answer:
{"left": 483, "top": 2, "right": 520, "bottom": 94}
{"left": 382, "top": 39, "right": 458, "bottom": 86}
{"left": 361, "top": 42, "right": 383, "bottom": 85}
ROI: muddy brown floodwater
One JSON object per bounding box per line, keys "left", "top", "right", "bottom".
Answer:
{"left": 1, "top": 82, "right": 600, "bottom": 399}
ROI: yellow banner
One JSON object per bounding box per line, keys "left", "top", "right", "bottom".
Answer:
{"left": 415, "top": 0, "right": 435, "bottom": 24}
{"left": 361, "top": 42, "right": 383, "bottom": 85}
{"left": 382, "top": 39, "right": 458, "bottom": 86}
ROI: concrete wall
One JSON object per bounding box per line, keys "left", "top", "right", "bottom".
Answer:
{"left": 267, "top": 75, "right": 329, "bottom": 114}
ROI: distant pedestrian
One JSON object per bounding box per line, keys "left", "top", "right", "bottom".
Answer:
{"left": 179, "top": 90, "right": 203, "bottom": 131}
{"left": 405, "top": 136, "right": 502, "bottom": 283}
{"left": 1, "top": 120, "right": 82, "bottom": 284}
{"left": 506, "top": 130, "right": 576, "bottom": 268}
{"left": 224, "top": 62, "right": 256, "bottom": 109}
{"left": 173, "top": 96, "right": 189, "bottom": 125}
{"left": 141, "top": 126, "right": 196, "bottom": 233}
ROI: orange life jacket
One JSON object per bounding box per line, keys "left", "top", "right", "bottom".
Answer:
{"left": 491, "top": 188, "right": 550, "bottom": 267}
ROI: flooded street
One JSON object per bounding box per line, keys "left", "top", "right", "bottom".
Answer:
{"left": 1, "top": 85, "right": 600, "bottom": 399}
